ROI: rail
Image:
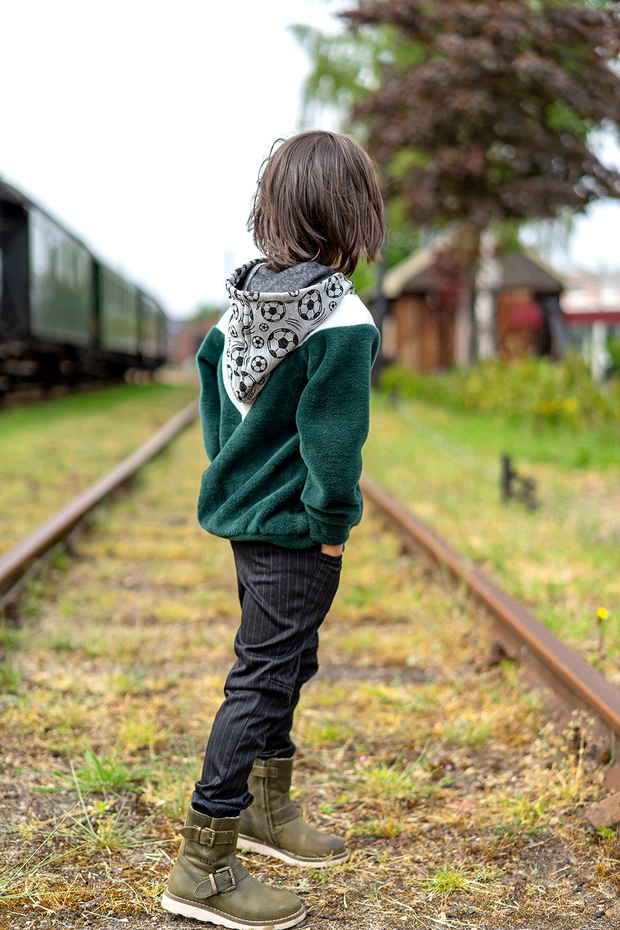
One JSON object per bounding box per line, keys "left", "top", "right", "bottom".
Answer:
{"left": 0, "top": 398, "right": 199, "bottom": 601}
{"left": 360, "top": 474, "right": 620, "bottom": 790}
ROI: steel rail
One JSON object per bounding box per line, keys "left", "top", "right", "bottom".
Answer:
{"left": 0, "top": 398, "right": 199, "bottom": 599}
{"left": 360, "top": 474, "right": 620, "bottom": 748}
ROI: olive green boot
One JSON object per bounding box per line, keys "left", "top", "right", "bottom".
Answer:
{"left": 238, "top": 758, "right": 349, "bottom": 868}
{"left": 162, "top": 805, "right": 306, "bottom": 929}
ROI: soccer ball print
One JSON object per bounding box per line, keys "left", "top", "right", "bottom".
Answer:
{"left": 235, "top": 369, "right": 257, "bottom": 398}
{"left": 251, "top": 356, "right": 268, "bottom": 373}
{"left": 260, "top": 301, "right": 287, "bottom": 323}
{"left": 228, "top": 342, "right": 247, "bottom": 370}
{"left": 325, "top": 277, "right": 344, "bottom": 299}
{"left": 298, "top": 289, "right": 324, "bottom": 321}
{"left": 268, "top": 328, "right": 299, "bottom": 358}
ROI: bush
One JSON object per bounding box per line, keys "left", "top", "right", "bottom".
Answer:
{"left": 607, "top": 337, "right": 620, "bottom": 376}
{"left": 380, "top": 354, "right": 620, "bottom": 432}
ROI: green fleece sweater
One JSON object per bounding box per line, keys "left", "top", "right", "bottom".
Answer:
{"left": 196, "top": 291, "right": 380, "bottom": 548}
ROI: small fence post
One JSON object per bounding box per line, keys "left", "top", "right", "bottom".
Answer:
{"left": 501, "top": 454, "right": 512, "bottom": 504}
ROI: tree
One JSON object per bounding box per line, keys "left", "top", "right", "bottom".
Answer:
{"left": 296, "top": 0, "right": 620, "bottom": 360}
{"left": 344, "top": 0, "right": 620, "bottom": 228}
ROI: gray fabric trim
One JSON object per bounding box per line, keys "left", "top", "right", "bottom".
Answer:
{"left": 246, "top": 261, "right": 335, "bottom": 294}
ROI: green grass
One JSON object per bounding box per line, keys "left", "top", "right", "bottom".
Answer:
{"left": 365, "top": 394, "right": 620, "bottom": 674}
{"left": 0, "top": 382, "right": 197, "bottom": 554}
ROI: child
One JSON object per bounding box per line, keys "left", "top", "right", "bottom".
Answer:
{"left": 162, "top": 130, "right": 385, "bottom": 929}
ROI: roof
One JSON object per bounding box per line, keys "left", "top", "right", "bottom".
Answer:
{"left": 382, "top": 232, "right": 455, "bottom": 299}
{"left": 383, "top": 234, "right": 564, "bottom": 298}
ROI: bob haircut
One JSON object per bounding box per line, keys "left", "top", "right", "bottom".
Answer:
{"left": 248, "top": 130, "right": 385, "bottom": 278}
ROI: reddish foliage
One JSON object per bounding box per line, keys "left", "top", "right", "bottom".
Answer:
{"left": 341, "top": 0, "right": 620, "bottom": 226}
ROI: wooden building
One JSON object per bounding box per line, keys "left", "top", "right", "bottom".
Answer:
{"left": 380, "top": 238, "right": 564, "bottom": 371}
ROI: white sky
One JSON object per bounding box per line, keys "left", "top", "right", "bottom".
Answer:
{"left": 3, "top": 0, "right": 620, "bottom": 319}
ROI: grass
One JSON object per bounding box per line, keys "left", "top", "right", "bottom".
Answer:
{"left": 0, "top": 415, "right": 618, "bottom": 927}
{"left": 0, "top": 381, "right": 197, "bottom": 555}
{"left": 364, "top": 394, "right": 620, "bottom": 680}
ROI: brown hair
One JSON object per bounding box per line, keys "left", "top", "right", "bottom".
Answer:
{"left": 248, "top": 130, "right": 385, "bottom": 277}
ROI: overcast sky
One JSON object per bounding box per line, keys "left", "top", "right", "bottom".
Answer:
{"left": 3, "top": 0, "right": 620, "bottom": 319}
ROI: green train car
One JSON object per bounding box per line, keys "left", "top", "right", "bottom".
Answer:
{"left": 0, "top": 180, "right": 167, "bottom": 395}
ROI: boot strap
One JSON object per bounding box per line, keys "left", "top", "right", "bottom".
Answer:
{"left": 250, "top": 762, "right": 280, "bottom": 779}
{"left": 194, "top": 862, "right": 247, "bottom": 898}
{"left": 180, "top": 824, "right": 236, "bottom": 846}
{"left": 270, "top": 800, "right": 299, "bottom": 826}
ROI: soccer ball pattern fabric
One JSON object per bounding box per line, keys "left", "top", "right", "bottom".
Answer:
{"left": 224, "top": 260, "right": 354, "bottom": 403}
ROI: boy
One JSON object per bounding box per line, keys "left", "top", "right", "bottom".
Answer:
{"left": 162, "top": 130, "right": 385, "bottom": 929}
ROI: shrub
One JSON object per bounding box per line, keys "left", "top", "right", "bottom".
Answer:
{"left": 380, "top": 354, "right": 620, "bottom": 432}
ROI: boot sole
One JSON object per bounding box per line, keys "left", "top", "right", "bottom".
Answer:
{"left": 237, "top": 835, "right": 349, "bottom": 868}
{"left": 161, "top": 890, "right": 306, "bottom": 929}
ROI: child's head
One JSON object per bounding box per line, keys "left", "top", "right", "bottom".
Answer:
{"left": 248, "top": 130, "right": 385, "bottom": 277}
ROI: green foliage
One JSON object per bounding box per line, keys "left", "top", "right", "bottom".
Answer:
{"left": 67, "top": 749, "right": 150, "bottom": 796}
{"left": 607, "top": 336, "right": 620, "bottom": 375}
{"left": 350, "top": 260, "right": 377, "bottom": 296}
{"left": 380, "top": 354, "right": 620, "bottom": 433}
{"left": 291, "top": 22, "right": 390, "bottom": 128}
{"left": 0, "top": 620, "right": 20, "bottom": 693}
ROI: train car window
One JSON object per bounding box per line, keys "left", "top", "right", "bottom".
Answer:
{"left": 0, "top": 198, "right": 30, "bottom": 340}
{"left": 99, "top": 267, "right": 139, "bottom": 356}
{"left": 29, "top": 209, "right": 94, "bottom": 346}
{"left": 140, "top": 294, "right": 160, "bottom": 361}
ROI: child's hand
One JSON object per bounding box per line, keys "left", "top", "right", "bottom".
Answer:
{"left": 320, "top": 543, "right": 344, "bottom": 557}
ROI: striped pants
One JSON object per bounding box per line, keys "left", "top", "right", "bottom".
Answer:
{"left": 192, "top": 541, "right": 342, "bottom": 817}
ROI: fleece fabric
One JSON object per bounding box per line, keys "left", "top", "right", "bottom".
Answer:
{"left": 196, "top": 262, "right": 380, "bottom": 549}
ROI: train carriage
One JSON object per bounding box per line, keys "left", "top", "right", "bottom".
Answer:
{"left": 0, "top": 179, "right": 167, "bottom": 397}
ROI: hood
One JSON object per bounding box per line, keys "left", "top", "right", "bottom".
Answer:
{"left": 223, "top": 259, "right": 355, "bottom": 404}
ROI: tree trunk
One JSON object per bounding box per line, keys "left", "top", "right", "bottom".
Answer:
{"left": 452, "top": 226, "right": 480, "bottom": 366}
{"left": 473, "top": 228, "right": 502, "bottom": 360}
{"left": 454, "top": 277, "right": 474, "bottom": 366}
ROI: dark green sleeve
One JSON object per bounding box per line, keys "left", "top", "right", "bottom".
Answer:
{"left": 196, "top": 326, "right": 224, "bottom": 462}
{"left": 296, "top": 325, "right": 380, "bottom": 545}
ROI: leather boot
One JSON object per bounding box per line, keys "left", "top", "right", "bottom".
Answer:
{"left": 162, "top": 805, "right": 306, "bottom": 928}
{"left": 238, "top": 758, "right": 349, "bottom": 868}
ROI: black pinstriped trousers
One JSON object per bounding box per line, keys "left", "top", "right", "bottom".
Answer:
{"left": 192, "top": 541, "right": 342, "bottom": 818}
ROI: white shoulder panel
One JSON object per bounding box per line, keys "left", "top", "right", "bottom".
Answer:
{"left": 308, "top": 293, "right": 376, "bottom": 336}
{"left": 216, "top": 307, "right": 232, "bottom": 333}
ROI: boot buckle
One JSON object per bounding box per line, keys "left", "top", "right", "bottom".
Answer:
{"left": 202, "top": 827, "right": 217, "bottom": 847}
{"left": 209, "top": 866, "right": 237, "bottom": 896}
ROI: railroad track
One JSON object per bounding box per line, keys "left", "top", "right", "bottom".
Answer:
{"left": 0, "top": 398, "right": 199, "bottom": 609}
{"left": 2, "top": 401, "right": 619, "bottom": 797}
{"left": 3, "top": 404, "right": 620, "bottom": 927}
{"left": 361, "top": 475, "right": 620, "bottom": 796}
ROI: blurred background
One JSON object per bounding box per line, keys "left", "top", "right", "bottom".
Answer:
{"left": 2, "top": 0, "right": 620, "bottom": 327}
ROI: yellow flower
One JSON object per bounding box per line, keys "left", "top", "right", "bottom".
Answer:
{"left": 596, "top": 608, "right": 609, "bottom": 621}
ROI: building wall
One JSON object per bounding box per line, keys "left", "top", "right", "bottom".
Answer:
{"left": 393, "top": 294, "right": 455, "bottom": 372}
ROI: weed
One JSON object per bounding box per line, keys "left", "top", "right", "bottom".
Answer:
{"left": 119, "top": 714, "right": 170, "bottom": 752}
{"left": 496, "top": 795, "right": 549, "bottom": 836}
{"left": 427, "top": 865, "right": 467, "bottom": 894}
{"left": 67, "top": 749, "right": 150, "bottom": 795}
{"left": 352, "top": 755, "right": 435, "bottom": 799}
{"left": 444, "top": 716, "right": 492, "bottom": 749}
{"left": 0, "top": 810, "right": 87, "bottom": 905}
{"left": 0, "top": 654, "right": 19, "bottom": 693}
{"left": 66, "top": 765, "right": 156, "bottom": 851}
{"left": 596, "top": 826, "right": 617, "bottom": 843}
{"left": 142, "top": 758, "right": 197, "bottom": 821}
{"left": 0, "top": 619, "right": 20, "bottom": 693}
